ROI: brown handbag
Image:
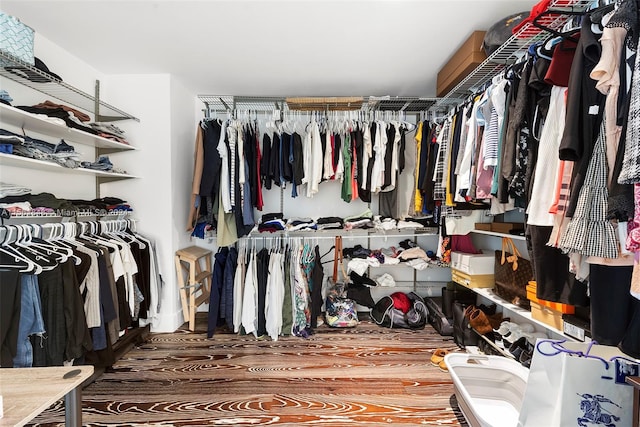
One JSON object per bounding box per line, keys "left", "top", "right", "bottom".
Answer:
{"left": 494, "top": 237, "right": 533, "bottom": 309}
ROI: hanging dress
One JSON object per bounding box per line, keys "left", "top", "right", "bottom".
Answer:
{"left": 559, "top": 120, "right": 619, "bottom": 258}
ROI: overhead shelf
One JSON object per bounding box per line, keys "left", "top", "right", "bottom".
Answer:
{"left": 0, "top": 152, "right": 137, "bottom": 181}
{"left": 0, "top": 103, "right": 135, "bottom": 152}
{"left": 198, "top": 95, "right": 441, "bottom": 113}
{"left": 431, "top": 0, "right": 595, "bottom": 110}
{"left": 0, "top": 51, "right": 139, "bottom": 122}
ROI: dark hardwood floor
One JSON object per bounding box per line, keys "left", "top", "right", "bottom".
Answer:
{"left": 28, "top": 314, "right": 467, "bottom": 426}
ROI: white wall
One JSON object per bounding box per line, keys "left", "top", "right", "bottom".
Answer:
{"left": 169, "top": 76, "right": 197, "bottom": 265}
{"left": 100, "top": 74, "right": 198, "bottom": 333}
{"left": 99, "top": 74, "right": 179, "bottom": 332}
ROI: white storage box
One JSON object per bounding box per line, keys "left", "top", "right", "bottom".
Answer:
{"left": 451, "top": 252, "right": 494, "bottom": 275}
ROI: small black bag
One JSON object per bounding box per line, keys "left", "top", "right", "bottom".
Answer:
{"left": 425, "top": 297, "right": 453, "bottom": 336}
{"left": 452, "top": 301, "right": 479, "bottom": 348}
{"left": 371, "top": 292, "right": 428, "bottom": 330}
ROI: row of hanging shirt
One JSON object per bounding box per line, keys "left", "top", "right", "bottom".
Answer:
{"left": 259, "top": 111, "right": 417, "bottom": 201}
{"left": 189, "top": 110, "right": 417, "bottom": 245}
{"left": 429, "top": 1, "right": 638, "bottom": 274}
{"left": 0, "top": 220, "right": 161, "bottom": 367}
{"left": 425, "top": 23, "right": 586, "bottom": 217}
{"left": 207, "top": 237, "right": 325, "bottom": 340}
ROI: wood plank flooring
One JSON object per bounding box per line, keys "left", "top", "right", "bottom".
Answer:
{"left": 27, "top": 315, "right": 468, "bottom": 426}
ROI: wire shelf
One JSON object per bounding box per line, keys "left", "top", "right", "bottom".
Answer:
{"left": 432, "top": 0, "right": 594, "bottom": 109}
{"left": 0, "top": 51, "right": 139, "bottom": 122}
{"left": 198, "top": 95, "right": 441, "bottom": 113}
{"left": 198, "top": 95, "right": 286, "bottom": 112}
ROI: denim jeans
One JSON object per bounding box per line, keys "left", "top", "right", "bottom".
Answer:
{"left": 13, "top": 274, "right": 45, "bottom": 368}
{"left": 81, "top": 155, "right": 113, "bottom": 171}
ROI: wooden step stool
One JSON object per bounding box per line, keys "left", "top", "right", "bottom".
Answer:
{"left": 174, "top": 246, "right": 212, "bottom": 331}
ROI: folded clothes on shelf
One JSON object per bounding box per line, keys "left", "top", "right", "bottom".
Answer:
{"left": 250, "top": 211, "right": 441, "bottom": 235}
{"left": 286, "top": 217, "right": 317, "bottom": 231}
{"left": 316, "top": 216, "right": 343, "bottom": 230}
{"left": 0, "top": 192, "right": 132, "bottom": 216}
{"left": 0, "top": 128, "right": 83, "bottom": 168}
{"left": 89, "top": 122, "right": 126, "bottom": 136}
{"left": 79, "top": 155, "right": 126, "bottom": 174}
{"left": 0, "top": 89, "right": 13, "bottom": 105}
{"left": 0, "top": 201, "right": 32, "bottom": 213}
{"left": 0, "top": 182, "right": 31, "bottom": 199}
{"left": 81, "top": 155, "right": 113, "bottom": 171}
{"left": 0, "top": 129, "right": 25, "bottom": 145}
{"left": 17, "top": 105, "right": 98, "bottom": 135}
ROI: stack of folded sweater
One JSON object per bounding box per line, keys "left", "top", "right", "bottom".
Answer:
{"left": 258, "top": 213, "right": 286, "bottom": 232}
{"left": 286, "top": 217, "right": 317, "bottom": 231}
{"left": 316, "top": 216, "right": 343, "bottom": 230}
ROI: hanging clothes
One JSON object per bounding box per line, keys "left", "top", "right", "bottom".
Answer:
{"left": 1, "top": 221, "right": 159, "bottom": 368}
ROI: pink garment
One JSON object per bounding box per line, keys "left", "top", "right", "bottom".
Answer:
{"left": 475, "top": 135, "right": 494, "bottom": 199}
{"left": 451, "top": 234, "right": 482, "bottom": 254}
{"left": 626, "top": 184, "right": 640, "bottom": 252}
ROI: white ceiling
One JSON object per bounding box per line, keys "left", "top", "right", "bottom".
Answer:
{"left": 2, "top": 0, "right": 536, "bottom": 98}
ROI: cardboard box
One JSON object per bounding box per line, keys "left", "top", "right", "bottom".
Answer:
{"left": 491, "top": 222, "right": 525, "bottom": 234}
{"left": 531, "top": 301, "right": 564, "bottom": 330}
{"left": 451, "top": 268, "right": 494, "bottom": 289}
{"left": 526, "top": 281, "right": 575, "bottom": 314}
{"left": 437, "top": 31, "right": 487, "bottom": 97}
{"left": 474, "top": 222, "right": 492, "bottom": 231}
{"left": 451, "top": 251, "right": 494, "bottom": 275}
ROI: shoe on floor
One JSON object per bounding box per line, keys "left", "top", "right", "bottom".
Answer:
{"left": 439, "top": 359, "right": 449, "bottom": 372}
{"left": 431, "top": 348, "right": 450, "bottom": 366}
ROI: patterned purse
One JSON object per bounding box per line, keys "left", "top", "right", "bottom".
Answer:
{"left": 494, "top": 237, "right": 533, "bottom": 309}
{"left": 325, "top": 236, "right": 358, "bottom": 328}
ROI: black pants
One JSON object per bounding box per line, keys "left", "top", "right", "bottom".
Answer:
{"left": 0, "top": 262, "right": 21, "bottom": 367}
{"left": 528, "top": 224, "right": 588, "bottom": 305}
{"left": 310, "top": 246, "right": 324, "bottom": 328}
{"left": 33, "top": 265, "right": 65, "bottom": 366}
{"left": 256, "top": 248, "right": 269, "bottom": 337}
{"left": 589, "top": 264, "right": 633, "bottom": 346}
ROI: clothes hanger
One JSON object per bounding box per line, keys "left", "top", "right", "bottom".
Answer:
{"left": 26, "top": 223, "right": 76, "bottom": 264}
{"left": 531, "top": 6, "right": 587, "bottom": 42}
{"left": 0, "top": 226, "right": 42, "bottom": 274}
{"left": 12, "top": 224, "right": 58, "bottom": 271}
{"left": 0, "top": 226, "right": 33, "bottom": 272}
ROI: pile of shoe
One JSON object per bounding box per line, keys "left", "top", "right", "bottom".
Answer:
{"left": 431, "top": 348, "right": 456, "bottom": 372}
{"left": 494, "top": 321, "right": 548, "bottom": 367}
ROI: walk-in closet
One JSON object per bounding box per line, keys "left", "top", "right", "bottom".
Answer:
{"left": 2, "top": 0, "right": 640, "bottom": 426}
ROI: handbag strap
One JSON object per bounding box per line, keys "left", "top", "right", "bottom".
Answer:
{"left": 501, "top": 237, "right": 521, "bottom": 271}
{"left": 338, "top": 237, "right": 349, "bottom": 282}
{"left": 333, "top": 236, "right": 349, "bottom": 283}
{"left": 333, "top": 236, "right": 341, "bottom": 282}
